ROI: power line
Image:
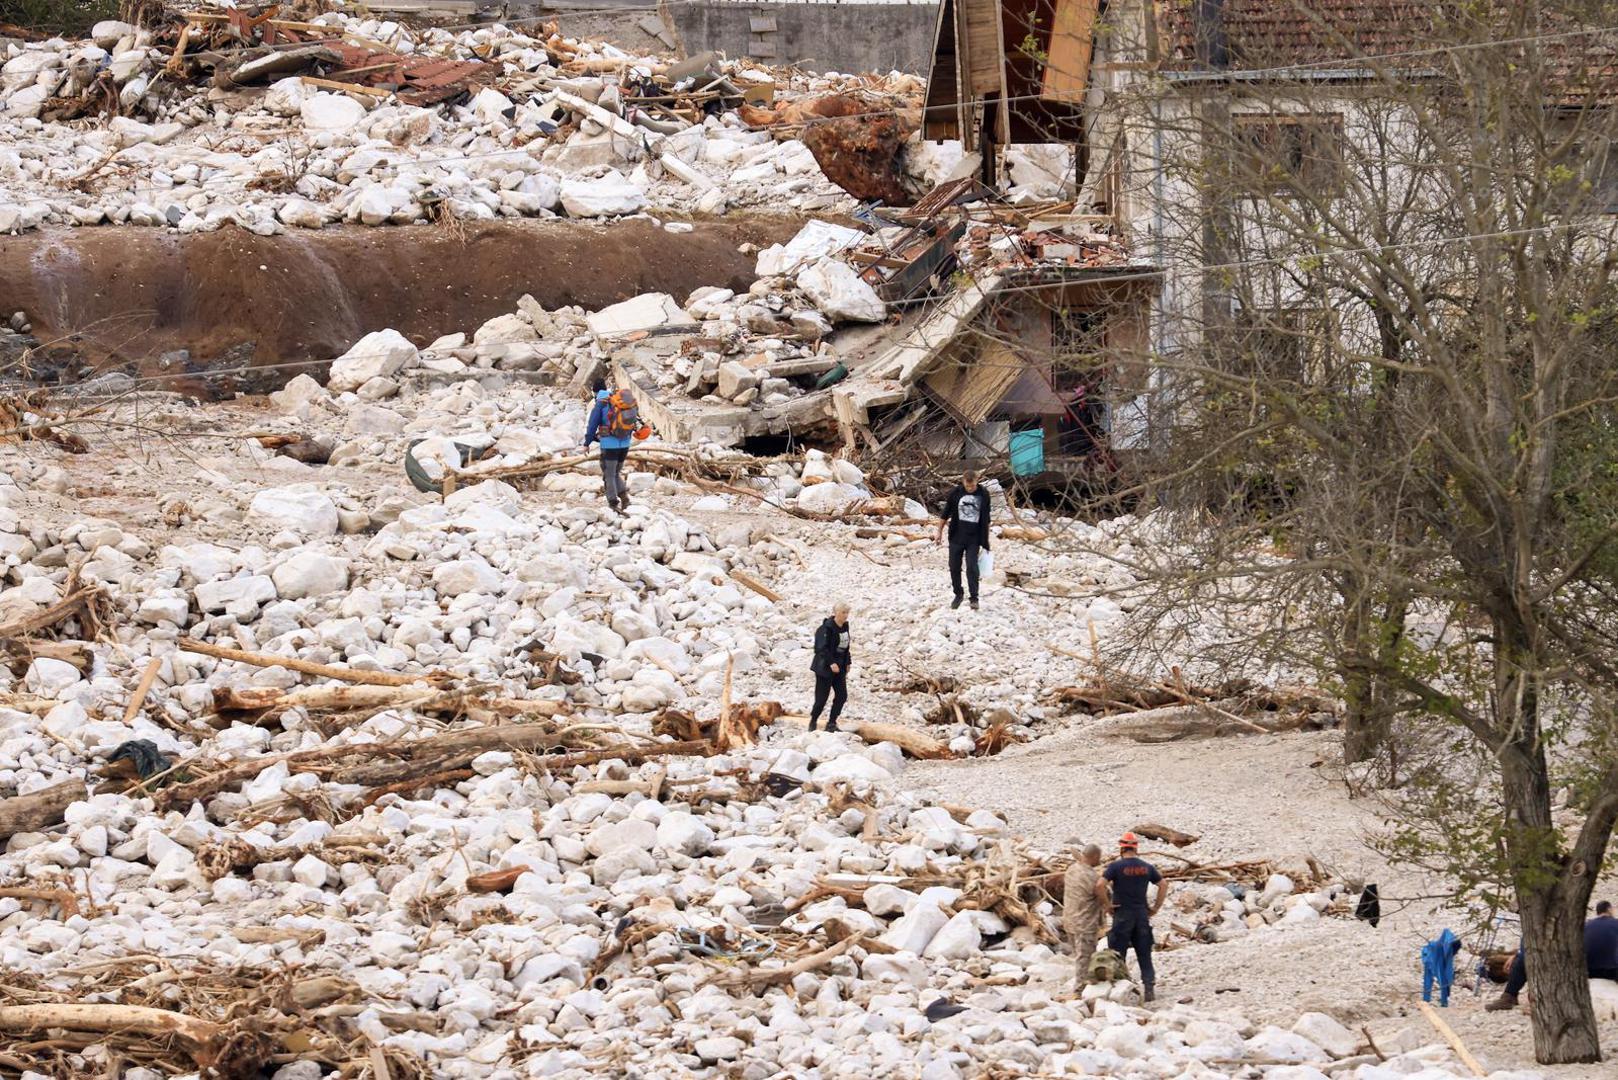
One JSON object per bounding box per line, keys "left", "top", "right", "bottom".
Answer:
{"left": 17, "top": 17, "right": 1618, "bottom": 206}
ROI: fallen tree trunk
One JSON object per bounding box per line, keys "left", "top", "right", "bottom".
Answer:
{"left": 0, "top": 1002, "right": 278, "bottom": 1079}
{"left": 849, "top": 719, "right": 953, "bottom": 760}
{"left": 0, "top": 584, "right": 111, "bottom": 640}
{"left": 0, "top": 638, "right": 90, "bottom": 671}
{"left": 1102, "top": 705, "right": 1327, "bottom": 743}
{"left": 181, "top": 638, "right": 448, "bottom": 688}
{"left": 0, "top": 779, "right": 88, "bottom": 840}
{"left": 1133, "top": 823, "right": 1200, "bottom": 848}
{"left": 211, "top": 684, "right": 569, "bottom": 723}
{"left": 159, "top": 727, "right": 705, "bottom": 810}
{"left": 709, "top": 933, "right": 865, "bottom": 990}
{"left": 0, "top": 1002, "right": 221, "bottom": 1047}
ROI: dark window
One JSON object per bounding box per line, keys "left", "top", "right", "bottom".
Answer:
{"left": 1224, "top": 307, "right": 1326, "bottom": 383}
{"left": 1052, "top": 308, "right": 1107, "bottom": 395}
{"left": 1232, "top": 114, "right": 1346, "bottom": 196}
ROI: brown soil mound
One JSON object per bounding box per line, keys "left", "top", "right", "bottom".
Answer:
{"left": 0, "top": 216, "right": 802, "bottom": 390}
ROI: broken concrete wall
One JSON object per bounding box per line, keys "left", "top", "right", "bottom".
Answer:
{"left": 671, "top": 1, "right": 940, "bottom": 75}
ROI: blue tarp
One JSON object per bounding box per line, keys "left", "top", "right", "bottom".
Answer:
{"left": 1010, "top": 429, "right": 1045, "bottom": 476}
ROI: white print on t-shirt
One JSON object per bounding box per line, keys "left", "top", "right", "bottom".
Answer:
{"left": 837, "top": 631, "right": 850, "bottom": 651}
{"left": 956, "top": 496, "right": 982, "bottom": 525}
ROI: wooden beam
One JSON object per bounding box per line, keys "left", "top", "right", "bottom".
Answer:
{"left": 1416, "top": 1002, "right": 1486, "bottom": 1078}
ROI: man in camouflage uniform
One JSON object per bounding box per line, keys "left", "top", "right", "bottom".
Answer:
{"left": 1062, "top": 842, "right": 1109, "bottom": 990}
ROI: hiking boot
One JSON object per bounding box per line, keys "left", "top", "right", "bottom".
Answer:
{"left": 1143, "top": 985, "right": 1155, "bottom": 1003}
{"left": 1485, "top": 992, "right": 1519, "bottom": 1012}
{"left": 617, "top": 495, "right": 631, "bottom": 512}
{"left": 825, "top": 720, "right": 839, "bottom": 733}
{"left": 970, "top": 598, "right": 980, "bottom": 610}
{"left": 951, "top": 596, "right": 963, "bottom": 610}
{"left": 808, "top": 719, "right": 819, "bottom": 732}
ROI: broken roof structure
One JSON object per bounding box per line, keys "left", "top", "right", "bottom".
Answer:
{"left": 612, "top": 189, "right": 1157, "bottom": 489}
{"left": 922, "top": 0, "right": 1092, "bottom": 160}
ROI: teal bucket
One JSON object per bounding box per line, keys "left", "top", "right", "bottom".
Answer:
{"left": 1009, "top": 429, "right": 1045, "bottom": 476}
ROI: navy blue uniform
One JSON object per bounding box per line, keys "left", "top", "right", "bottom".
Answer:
{"left": 1104, "top": 856, "right": 1163, "bottom": 991}
{"left": 1586, "top": 915, "right": 1618, "bottom": 979}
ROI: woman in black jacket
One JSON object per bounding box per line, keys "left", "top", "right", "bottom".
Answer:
{"left": 809, "top": 602, "right": 852, "bottom": 732}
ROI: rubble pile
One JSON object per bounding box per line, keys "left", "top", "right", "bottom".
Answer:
{"left": 0, "top": 5, "right": 935, "bottom": 235}
{"left": 0, "top": 369, "right": 1552, "bottom": 1079}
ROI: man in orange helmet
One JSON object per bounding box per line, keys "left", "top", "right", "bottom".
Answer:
{"left": 1103, "top": 831, "right": 1170, "bottom": 1002}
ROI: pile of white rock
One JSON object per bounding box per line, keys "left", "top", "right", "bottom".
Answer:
{"left": 0, "top": 383, "right": 1544, "bottom": 1080}
{"left": 0, "top": 9, "right": 920, "bottom": 235}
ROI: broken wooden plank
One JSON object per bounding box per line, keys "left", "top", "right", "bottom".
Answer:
{"left": 1417, "top": 1001, "right": 1486, "bottom": 1077}
{"left": 729, "top": 570, "right": 781, "bottom": 603}
{"left": 122, "top": 657, "right": 163, "bottom": 724}
{"left": 300, "top": 75, "right": 393, "bottom": 97}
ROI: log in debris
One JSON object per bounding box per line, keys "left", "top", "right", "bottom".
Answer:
{"left": 0, "top": 1004, "right": 273, "bottom": 1080}
{"left": 1099, "top": 705, "right": 1335, "bottom": 743}
{"left": 0, "top": 779, "right": 88, "bottom": 841}
{"left": 0, "top": 637, "right": 90, "bottom": 672}
{"left": 849, "top": 719, "right": 952, "bottom": 760}
{"left": 0, "top": 578, "right": 113, "bottom": 641}
{"left": 180, "top": 637, "right": 449, "bottom": 687}
{"left": 708, "top": 933, "right": 866, "bottom": 990}
{"left": 209, "top": 684, "right": 567, "bottom": 726}
{"left": 1132, "top": 823, "right": 1200, "bottom": 848}
{"left": 158, "top": 724, "right": 707, "bottom": 810}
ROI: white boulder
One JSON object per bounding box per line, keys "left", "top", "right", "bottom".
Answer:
{"left": 796, "top": 259, "right": 887, "bottom": 323}
{"left": 272, "top": 551, "right": 350, "bottom": 599}
{"left": 247, "top": 489, "right": 340, "bottom": 537}
{"left": 328, "top": 329, "right": 418, "bottom": 392}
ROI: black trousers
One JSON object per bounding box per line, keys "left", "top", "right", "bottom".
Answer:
{"left": 1507, "top": 949, "right": 1618, "bottom": 993}
{"left": 1107, "top": 910, "right": 1156, "bottom": 988}
{"left": 810, "top": 671, "right": 847, "bottom": 726}
{"left": 949, "top": 536, "right": 981, "bottom": 600}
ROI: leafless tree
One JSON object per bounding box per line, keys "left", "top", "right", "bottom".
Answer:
{"left": 1045, "top": 1, "right": 1618, "bottom": 1063}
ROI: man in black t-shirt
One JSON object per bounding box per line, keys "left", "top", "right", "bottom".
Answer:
{"left": 936, "top": 470, "right": 991, "bottom": 609}
{"left": 1103, "top": 831, "right": 1170, "bottom": 1002}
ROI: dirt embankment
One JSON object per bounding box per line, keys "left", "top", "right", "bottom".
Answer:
{"left": 0, "top": 216, "right": 802, "bottom": 389}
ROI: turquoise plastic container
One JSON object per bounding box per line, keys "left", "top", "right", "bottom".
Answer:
{"left": 1009, "top": 429, "right": 1045, "bottom": 476}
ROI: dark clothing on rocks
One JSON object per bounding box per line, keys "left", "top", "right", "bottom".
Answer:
{"left": 942, "top": 484, "right": 991, "bottom": 549}
{"left": 811, "top": 617, "right": 851, "bottom": 678}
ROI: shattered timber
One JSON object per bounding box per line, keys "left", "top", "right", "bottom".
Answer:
{"left": 3, "top": 2, "right": 1616, "bottom": 1080}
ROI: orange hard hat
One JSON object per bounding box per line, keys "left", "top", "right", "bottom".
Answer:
{"left": 1119, "top": 831, "right": 1140, "bottom": 850}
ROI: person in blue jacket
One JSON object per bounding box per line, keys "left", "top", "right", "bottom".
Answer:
{"left": 583, "top": 383, "right": 633, "bottom": 512}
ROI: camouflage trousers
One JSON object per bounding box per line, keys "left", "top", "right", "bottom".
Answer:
{"left": 1066, "top": 917, "right": 1101, "bottom": 988}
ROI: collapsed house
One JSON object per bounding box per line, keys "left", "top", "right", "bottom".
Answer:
{"left": 608, "top": 193, "right": 1157, "bottom": 490}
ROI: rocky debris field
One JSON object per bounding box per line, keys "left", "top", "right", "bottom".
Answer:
{"left": 1, "top": 358, "right": 1605, "bottom": 1079}
{"left": 0, "top": 9, "right": 943, "bottom": 237}
{"left": 0, "top": 5, "right": 1083, "bottom": 238}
